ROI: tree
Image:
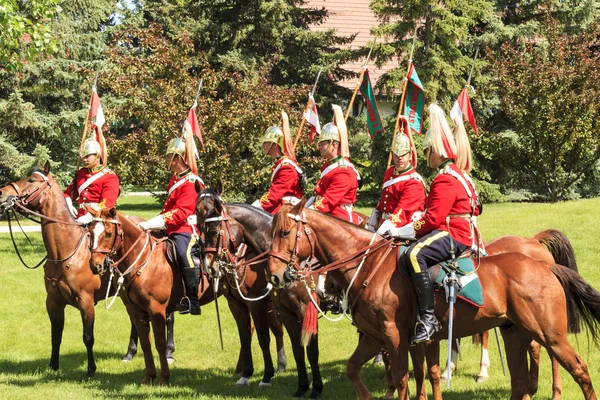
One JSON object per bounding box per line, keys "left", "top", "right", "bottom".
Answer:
{"left": 492, "top": 20, "right": 600, "bottom": 202}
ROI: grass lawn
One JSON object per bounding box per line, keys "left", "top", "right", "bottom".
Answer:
{"left": 0, "top": 196, "right": 599, "bottom": 399}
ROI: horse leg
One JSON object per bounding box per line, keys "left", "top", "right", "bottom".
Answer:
{"left": 543, "top": 335, "right": 594, "bottom": 399}
{"left": 306, "top": 333, "right": 323, "bottom": 400}
{"left": 550, "top": 352, "right": 563, "bottom": 399}
{"left": 477, "top": 330, "right": 491, "bottom": 383}
{"left": 228, "top": 298, "right": 254, "bottom": 385}
{"left": 46, "top": 294, "right": 66, "bottom": 371}
{"left": 408, "top": 343, "right": 427, "bottom": 400}
{"left": 78, "top": 294, "right": 97, "bottom": 377}
{"left": 127, "top": 306, "right": 157, "bottom": 385}
{"left": 425, "top": 339, "right": 442, "bottom": 400}
{"left": 381, "top": 351, "right": 396, "bottom": 400}
{"left": 280, "top": 312, "right": 310, "bottom": 398}
{"left": 166, "top": 311, "right": 175, "bottom": 365}
{"left": 441, "top": 338, "right": 458, "bottom": 381}
{"left": 346, "top": 333, "right": 381, "bottom": 400}
{"left": 500, "top": 326, "right": 532, "bottom": 400}
{"left": 122, "top": 315, "right": 138, "bottom": 362}
{"left": 267, "top": 301, "right": 287, "bottom": 373}
{"left": 383, "top": 334, "right": 410, "bottom": 400}
{"left": 526, "top": 340, "right": 541, "bottom": 397}
{"left": 148, "top": 302, "right": 170, "bottom": 385}
{"left": 248, "top": 301, "right": 275, "bottom": 386}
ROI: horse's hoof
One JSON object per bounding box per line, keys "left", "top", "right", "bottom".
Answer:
{"left": 293, "top": 386, "right": 309, "bottom": 398}
{"left": 309, "top": 389, "right": 322, "bottom": 400}
{"left": 476, "top": 375, "right": 489, "bottom": 384}
{"left": 159, "top": 379, "right": 170, "bottom": 386}
{"left": 372, "top": 353, "right": 384, "bottom": 365}
{"left": 48, "top": 363, "right": 59, "bottom": 371}
{"left": 141, "top": 377, "right": 154, "bottom": 386}
{"left": 383, "top": 388, "right": 396, "bottom": 400}
{"left": 167, "top": 357, "right": 175, "bottom": 366}
{"left": 259, "top": 381, "right": 271, "bottom": 388}
{"left": 122, "top": 353, "right": 135, "bottom": 362}
{"left": 236, "top": 376, "right": 250, "bottom": 386}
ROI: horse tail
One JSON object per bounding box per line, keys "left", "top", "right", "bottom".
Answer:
{"left": 549, "top": 264, "right": 600, "bottom": 341}
{"left": 301, "top": 295, "right": 318, "bottom": 347}
{"left": 534, "top": 229, "right": 578, "bottom": 272}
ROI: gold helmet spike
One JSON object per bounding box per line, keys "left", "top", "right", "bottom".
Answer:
{"left": 79, "top": 138, "right": 102, "bottom": 158}
{"left": 316, "top": 122, "right": 340, "bottom": 144}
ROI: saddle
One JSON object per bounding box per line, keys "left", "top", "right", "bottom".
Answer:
{"left": 397, "top": 246, "right": 485, "bottom": 307}
{"left": 163, "top": 239, "right": 202, "bottom": 270}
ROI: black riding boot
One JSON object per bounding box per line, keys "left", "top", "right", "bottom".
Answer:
{"left": 410, "top": 270, "right": 440, "bottom": 344}
{"left": 176, "top": 267, "right": 201, "bottom": 315}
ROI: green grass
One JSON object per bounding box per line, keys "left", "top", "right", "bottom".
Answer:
{"left": 1, "top": 198, "right": 600, "bottom": 399}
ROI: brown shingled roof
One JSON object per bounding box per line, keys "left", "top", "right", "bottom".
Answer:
{"left": 305, "top": 0, "right": 400, "bottom": 92}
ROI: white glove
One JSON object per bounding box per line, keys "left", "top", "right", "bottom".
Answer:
{"left": 75, "top": 212, "right": 93, "bottom": 225}
{"left": 65, "top": 196, "right": 78, "bottom": 218}
{"left": 138, "top": 215, "right": 166, "bottom": 231}
{"left": 305, "top": 196, "right": 316, "bottom": 208}
{"left": 367, "top": 209, "right": 381, "bottom": 232}
{"left": 316, "top": 273, "right": 327, "bottom": 298}
{"left": 377, "top": 220, "right": 416, "bottom": 239}
{"left": 376, "top": 219, "right": 395, "bottom": 236}
{"left": 251, "top": 199, "right": 263, "bottom": 209}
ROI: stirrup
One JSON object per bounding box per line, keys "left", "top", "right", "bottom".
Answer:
{"left": 410, "top": 317, "right": 440, "bottom": 345}
{"left": 175, "top": 297, "right": 191, "bottom": 314}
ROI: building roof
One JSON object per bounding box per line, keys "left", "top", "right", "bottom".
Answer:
{"left": 305, "top": 0, "right": 400, "bottom": 92}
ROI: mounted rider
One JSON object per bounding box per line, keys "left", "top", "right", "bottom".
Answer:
{"left": 368, "top": 128, "right": 426, "bottom": 235}
{"left": 307, "top": 104, "right": 361, "bottom": 223}
{"left": 253, "top": 111, "right": 304, "bottom": 214}
{"left": 138, "top": 133, "right": 205, "bottom": 315}
{"left": 398, "top": 103, "right": 481, "bottom": 345}
{"left": 64, "top": 137, "right": 120, "bottom": 226}
{"left": 307, "top": 104, "right": 362, "bottom": 307}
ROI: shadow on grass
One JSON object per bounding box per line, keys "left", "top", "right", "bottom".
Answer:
{"left": 0, "top": 351, "right": 514, "bottom": 399}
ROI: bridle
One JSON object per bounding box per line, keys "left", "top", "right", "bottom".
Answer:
{"left": 89, "top": 216, "right": 123, "bottom": 256}
{"left": 268, "top": 211, "right": 316, "bottom": 282}
{"left": 202, "top": 204, "right": 243, "bottom": 270}
{"left": 8, "top": 171, "right": 52, "bottom": 209}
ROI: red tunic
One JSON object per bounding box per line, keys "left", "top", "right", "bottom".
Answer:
{"left": 259, "top": 156, "right": 304, "bottom": 214}
{"left": 314, "top": 156, "right": 359, "bottom": 223}
{"left": 64, "top": 167, "right": 120, "bottom": 218}
{"left": 376, "top": 166, "right": 426, "bottom": 227}
{"left": 413, "top": 161, "right": 479, "bottom": 247}
{"left": 162, "top": 171, "right": 205, "bottom": 235}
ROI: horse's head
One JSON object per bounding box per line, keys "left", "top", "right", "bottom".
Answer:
{"left": 267, "top": 197, "right": 313, "bottom": 288}
{"left": 88, "top": 207, "right": 122, "bottom": 275}
{"left": 0, "top": 161, "right": 53, "bottom": 212}
{"left": 196, "top": 188, "right": 244, "bottom": 276}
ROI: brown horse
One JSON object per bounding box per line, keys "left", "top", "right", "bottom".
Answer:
{"left": 443, "top": 229, "right": 578, "bottom": 398}
{"left": 268, "top": 200, "right": 600, "bottom": 400}
{"left": 89, "top": 205, "right": 286, "bottom": 386}
{"left": 196, "top": 189, "right": 433, "bottom": 400}
{"left": 0, "top": 163, "right": 110, "bottom": 377}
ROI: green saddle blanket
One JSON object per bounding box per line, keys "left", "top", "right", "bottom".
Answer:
{"left": 398, "top": 245, "right": 484, "bottom": 307}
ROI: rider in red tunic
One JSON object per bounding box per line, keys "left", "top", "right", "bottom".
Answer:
{"left": 399, "top": 104, "right": 481, "bottom": 344}
{"left": 367, "top": 132, "right": 426, "bottom": 235}
{"left": 308, "top": 105, "right": 361, "bottom": 224}
{"left": 253, "top": 111, "right": 304, "bottom": 214}
{"left": 64, "top": 138, "right": 120, "bottom": 225}
{"left": 139, "top": 135, "right": 205, "bottom": 315}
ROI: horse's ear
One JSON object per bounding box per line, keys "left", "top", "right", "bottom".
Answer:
{"left": 109, "top": 208, "right": 117, "bottom": 218}
{"left": 43, "top": 160, "right": 51, "bottom": 175}
{"left": 194, "top": 180, "right": 202, "bottom": 194}
{"left": 293, "top": 197, "right": 306, "bottom": 214}
{"left": 215, "top": 196, "right": 223, "bottom": 214}
{"left": 215, "top": 181, "right": 223, "bottom": 196}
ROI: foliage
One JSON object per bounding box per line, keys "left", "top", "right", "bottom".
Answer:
{"left": 0, "top": 0, "right": 61, "bottom": 71}
{"left": 491, "top": 20, "right": 600, "bottom": 202}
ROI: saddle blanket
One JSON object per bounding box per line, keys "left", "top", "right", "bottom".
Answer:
{"left": 397, "top": 245, "right": 484, "bottom": 307}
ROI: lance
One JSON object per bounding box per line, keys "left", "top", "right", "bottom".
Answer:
{"left": 387, "top": 28, "right": 417, "bottom": 168}
{"left": 293, "top": 67, "right": 323, "bottom": 149}
{"left": 494, "top": 327, "right": 507, "bottom": 376}
{"left": 466, "top": 48, "right": 479, "bottom": 88}
{"left": 76, "top": 71, "right": 99, "bottom": 171}
{"left": 213, "top": 275, "right": 225, "bottom": 350}
{"left": 194, "top": 77, "right": 204, "bottom": 106}
{"left": 445, "top": 269, "right": 459, "bottom": 389}
{"left": 344, "top": 37, "right": 378, "bottom": 122}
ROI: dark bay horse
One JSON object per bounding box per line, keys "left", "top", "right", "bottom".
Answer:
{"left": 268, "top": 201, "right": 600, "bottom": 400}
{"left": 89, "top": 205, "right": 286, "bottom": 386}
{"left": 0, "top": 163, "right": 110, "bottom": 377}
{"left": 195, "top": 189, "right": 432, "bottom": 400}
{"left": 443, "top": 230, "right": 578, "bottom": 398}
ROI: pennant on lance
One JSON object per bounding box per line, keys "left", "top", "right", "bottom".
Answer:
{"left": 89, "top": 86, "right": 107, "bottom": 165}
{"left": 450, "top": 87, "right": 478, "bottom": 135}
{"left": 403, "top": 64, "right": 426, "bottom": 134}
{"left": 183, "top": 102, "right": 205, "bottom": 150}
{"left": 359, "top": 68, "right": 385, "bottom": 139}
{"left": 303, "top": 94, "right": 321, "bottom": 144}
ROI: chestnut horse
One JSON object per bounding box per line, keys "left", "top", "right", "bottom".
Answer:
{"left": 0, "top": 164, "right": 120, "bottom": 377}
{"left": 88, "top": 206, "right": 286, "bottom": 385}
{"left": 195, "top": 189, "right": 433, "bottom": 400}
{"left": 443, "top": 229, "right": 578, "bottom": 398}
{"left": 268, "top": 201, "right": 600, "bottom": 400}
